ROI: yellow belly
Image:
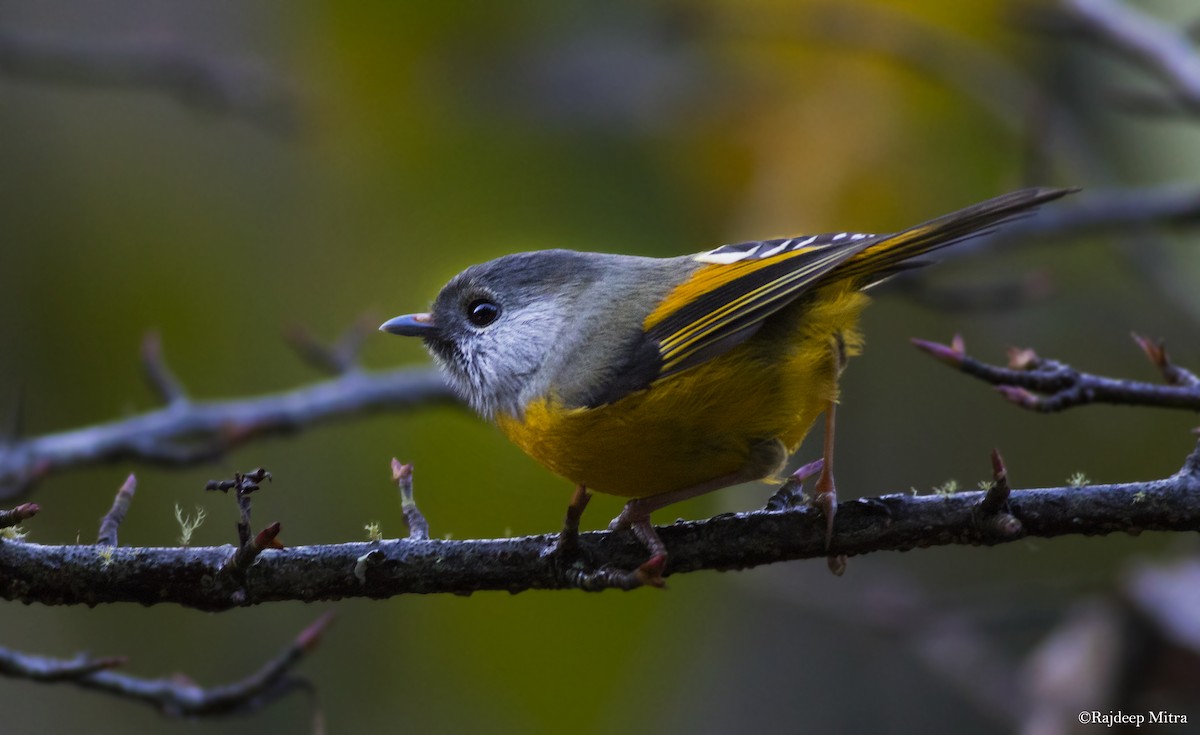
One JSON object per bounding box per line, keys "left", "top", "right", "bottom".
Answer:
{"left": 495, "top": 285, "right": 869, "bottom": 497}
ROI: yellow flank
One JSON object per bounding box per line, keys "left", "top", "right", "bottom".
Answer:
{"left": 495, "top": 282, "right": 870, "bottom": 498}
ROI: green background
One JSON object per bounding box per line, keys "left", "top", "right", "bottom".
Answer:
{"left": 0, "top": 1, "right": 1197, "bottom": 732}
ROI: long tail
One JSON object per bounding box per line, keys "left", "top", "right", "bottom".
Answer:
{"left": 836, "top": 187, "right": 1078, "bottom": 284}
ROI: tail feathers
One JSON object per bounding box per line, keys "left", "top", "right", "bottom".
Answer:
{"left": 838, "top": 187, "right": 1078, "bottom": 283}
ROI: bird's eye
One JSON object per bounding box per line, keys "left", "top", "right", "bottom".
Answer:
{"left": 466, "top": 298, "right": 501, "bottom": 327}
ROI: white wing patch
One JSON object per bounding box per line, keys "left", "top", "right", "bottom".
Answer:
{"left": 694, "top": 231, "right": 875, "bottom": 265}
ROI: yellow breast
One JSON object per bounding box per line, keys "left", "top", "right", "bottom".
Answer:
{"left": 495, "top": 284, "right": 869, "bottom": 498}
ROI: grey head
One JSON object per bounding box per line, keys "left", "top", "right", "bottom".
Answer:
{"left": 381, "top": 249, "right": 693, "bottom": 419}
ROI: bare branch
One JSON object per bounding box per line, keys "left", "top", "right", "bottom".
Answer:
{"left": 989, "top": 183, "right": 1200, "bottom": 241}
{"left": 140, "top": 333, "right": 188, "bottom": 406}
{"left": 0, "top": 613, "right": 333, "bottom": 718}
{"left": 0, "top": 650, "right": 127, "bottom": 681}
{"left": 1057, "top": 0, "right": 1200, "bottom": 113}
{"left": 0, "top": 29, "right": 299, "bottom": 133}
{"left": 912, "top": 334, "right": 1200, "bottom": 413}
{"left": 0, "top": 367, "right": 456, "bottom": 499}
{"left": 3, "top": 443, "right": 1199, "bottom": 608}
{"left": 285, "top": 314, "right": 377, "bottom": 377}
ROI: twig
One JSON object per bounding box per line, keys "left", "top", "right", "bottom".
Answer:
{"left": 226, "top": 522, "right": 282, "bottom": 573}
{"left": 204, "top": 468, "right": 272, "bottom": 497}
{"left": 974, "top": 450, "right": 1023, "bottom": 537}
{"left": 0, "top": 366, "right": 455, "bottom": 499}
{"left": 0, "top": 650, "right": 127, "bottom": 681}
{"left": 1056, "top": 0, "right": 1200, "bottom": 113}
{"left": 140, "top": 333, "right": 187, "bottom": 405}
{"left": 876, "top": 183, "right": 1200, "bottom": 311}
{"left": 206, "top": 468, "right": 279, "bottom": 570}
{"left": 1132, "top": 333, "right": 1200, "bottom": 388}
{"left": 391, "top": 459, "right": 428, "bottom": 541}
{"left": 912, "top": 334, "right": 1200, "bottom": 413}
{"left": 0, "top": 612, "right": 334, "bottom": 718}
{"left": 989, "top": 183, "right": 1200, "bottom": 241}
{"left": 0, "top": 29, "right": 299, "bottom": 133}
{"left": 0, "top": 503, "right": 39, "bottom": 529}
{"left": 285, "top": 315, "right": 377, "bottom": 377}
{"left": 97, "top": 474, "right": 137, "bottom": 547}
{"left": 3, "top": 442, "right": 1200, "bottom": 609}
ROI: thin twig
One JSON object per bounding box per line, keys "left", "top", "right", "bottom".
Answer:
{"left": 990, "top": 183, "right": 1200, "bottom": 241}
{"left": 206, "top": 468, "right": 273, "bottom": 555}
{"left": 285, "top": 314, "right": 377, "bottom": 377}
{"left": 1057, "top": 0, "right": 1200, "bottom": 113}
{"left": 974, "top": 450, "right": 1022, "bottom": 537}
{"left": 97, "top": 473, "right": 137, "bottom": 547}
{"left": 0, "top": 503, "right": 39, "bottom": 529}
{"left": 140, "top": 333, "right": 187, "bottom": 405}
{"left": 1132, "top": 333, "right": 1200, "bottom": 388}
{"left": 0, "top": 613, "right": 334, "bottom": 718}
{"left": 226, "top": 522, "right": 282, "bottom": 572}
{"left": 391, "top": 459, "right": 428, "bottom": 541}
{"left": 912, "top": 334, "right": 1200, "bottom": 413}
{"left": 0, "top": 367, "right": 455, "bottom": 499}
{"left": 0, "top": 651, "right": 127, "bottom": 681}
{"left": 0, "top": 29, "right": 299, "bottom": 133}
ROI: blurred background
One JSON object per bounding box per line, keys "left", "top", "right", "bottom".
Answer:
{"left": 1, "top": 0, "right": 1199, "bottom": 732}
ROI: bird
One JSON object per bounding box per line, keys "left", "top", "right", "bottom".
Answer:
{"left": 381, "top": 186, "right": 1075, "bottom": 586}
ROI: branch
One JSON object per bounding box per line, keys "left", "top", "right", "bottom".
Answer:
{"left": 881, "top": 184, "right": 1200, "bottom": 313}
{"left": 0, "top": 366, "right": 456, "bottom": 499}
{"left": 988, "top": 183, "right": 1200, "bottom": 241}
{"left": 1055, "top": 0, "right": 1200, "bottom": 114}
{"left": 0, "top": 29, "right": 299, "bottom": 133}
{"left": 3, "top": 441, "right": 1199, "bottom": 609}
{"left": 0, "top": 613, "right": 333, "bottom": 718}
{"left": 96, "top": 474, "right": 137, "bottom": 547}
{"left": 912, "top": 333, "right": 1200, "bottom": 413}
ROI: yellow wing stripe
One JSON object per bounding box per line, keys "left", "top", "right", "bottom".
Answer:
{"left": 659, "top": 265, "right": 807, "bottom": 356}
{"left": 655, "top": 249, "right": 846, "bottom": 350}
{"left": 658, "top": 265, "right": 823, "bottom": 370}
{"left": 657, "top": 252, "right": 845, "bottom": 361}
{"left": 643, "top": 248, "right": 813, "bottom": 332}
{"left": 836, "top": 223, "right": 938, "bottom": 279}
{"left": 657, "top": 247, "right": 850, "bottom": 370}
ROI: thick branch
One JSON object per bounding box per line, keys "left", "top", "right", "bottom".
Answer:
{"left": 0, "top": 368, "right": 456, "bottom": 499}
{"left": 3, "top": 448, "right": 1198, "bottom": 610}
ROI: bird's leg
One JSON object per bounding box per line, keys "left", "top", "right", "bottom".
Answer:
{"left": 542, "top": 484, "right": 592, "bottom": 558}
{"left": 814, "top": 333, "right": 849, "bottom": 576}
{"left": 609, "top": 440, "right": 787, "bottom": 588}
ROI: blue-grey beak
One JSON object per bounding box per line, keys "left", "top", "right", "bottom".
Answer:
{"left": 379, "top": 312, "right": 438, "bottom": 337}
